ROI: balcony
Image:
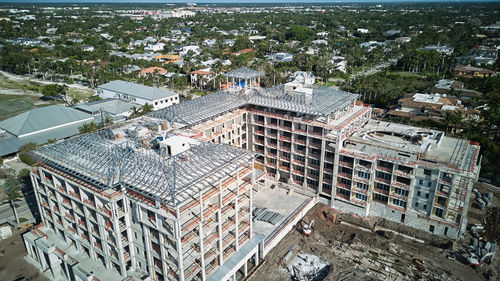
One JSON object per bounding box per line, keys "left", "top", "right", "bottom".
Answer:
{"left": 279, "top": 126, "right": 292, "bottom": 132}
{"left": 280, "top": 135, "right": 291, "bottom": 142}
{"left": 267, "top": 132, "right": 277, "bottom": 138}
{"left": 394, "top": 169, "right": 412, "bottom": 178}
{"left": 280, "top": 146, "right": 291, "bottom": 152}
{"left": 68, "top": 191, "right": 80, "bottom": 201}
{"left": 339, "top": 161, "right": 353, "bottom": 168}
{"left": 279, "top": 166, "right": 290, "bottom": 172}
{"left": 335, "top": 193, "right": 350, "bottom": 201}
{"left": 280, "top": 156, "right": 291, "bottom": 162}
{"left": 253, "top": 120, "right": 264, "bottom": 126}
{"left": 337, "top": 182, "right": 351, "bottom": 190}
{"left": 294, "top": 159, "right": 305, "bottom": 166}
{"left": 376, "top": 166, "right": 393, "bottom": 173}
{"left": 310, "top": 142, "right": 322, "bottom": 149}
{"left": 254, "top": 139, "right": 264, "bottom": 145}
{"left": 338, "top": 172, "right": 352, "bottom": 179}
{"left": 254, "top": 130, "right": 264, "bottom": 136}
{"left": 392, "top": 181, "right": 410, "bottom": 189}
{"left": 293, "top": 169, "right": 304, "bottom": 176}
{"left": 373, "top": 188, "right": 389, "bottom": 196}
{"left": 267, "top": 142, "right": 277, "bottom": 149}
{"left": 307, "top": 174, "right": 319, "bottom": 180}
{"left": 375, "top": 177, "right": 391, "bottom": 185}
{"left": 309, "top": 153, "right": 321, "bottom": 160}
{"left": 308, "top": 130, "right": 323, "bottom": 136}
{"left": 294, "top": 138, "right": 306, "bottom": 145}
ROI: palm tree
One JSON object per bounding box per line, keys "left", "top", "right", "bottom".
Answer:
{"left": 3, "top": 172, "right": 23, "bottom": 227}
{"left": 141, "top": 103, "right": 154, "bottom": 115}
{"left": 131, "top": 106, "right": 140, "bottom": 118}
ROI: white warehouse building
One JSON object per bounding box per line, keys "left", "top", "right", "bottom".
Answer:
{"left": 97, "top": 80, "right": 179, "bottom": 111}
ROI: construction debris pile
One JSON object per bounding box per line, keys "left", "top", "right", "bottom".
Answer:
{"left": 473, "top": 189, "right": 493, "bottom": 210}
{"left": 286, "top": 254, "right": 330, "bottom": 281}
{"left": 253, "top": 207, "right": 283, "bottom": 225}
{"left": 467, "top": 227, "right": 497, "bottom": 267}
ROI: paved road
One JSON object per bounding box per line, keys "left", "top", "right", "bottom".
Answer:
{"left": 350, "top": 56, "right": 401, "bottom": 80}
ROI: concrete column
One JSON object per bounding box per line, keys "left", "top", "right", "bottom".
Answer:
{"left": 233, "top": 272, "right": 237, "bottom": 281}
{"left": 331, "top": 131, "right": 342, "bottom": 205}
{"left": 255, "top": 251, "right": 259, "bottom": 266}
{"left": 218, "top": 181, "right": 224, "bottom": 265}
{"left": 250, "top": 161, "right": 254, "bottom": 238}
{"left": 199, "top": 192, "right": 206, "bottom": 281}
{"left": 235, "top": 167, "right": 240, "bottom": 251}
{"left": 243, "top": 261, "right": 248, "bottom": 276}
{"left": 175, "top": 206, "right": 185, "bottom": 281}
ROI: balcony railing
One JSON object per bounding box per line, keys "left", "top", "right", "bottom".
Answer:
{"left": 373, "top": 188, "right": 390, "bottom": 196}
{"left": 338, "top": 172, "right": 352, "bottom": 179}
{"left": 375, "top": 177, "right": 391, "bottom": 185}
{"left": 376, "top": 166, "right": 393, "bottom": 173}
{"left": 339, "top": 161, "right": 353, "bottom": 168}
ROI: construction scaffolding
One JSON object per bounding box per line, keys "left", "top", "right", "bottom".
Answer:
{"left": 33, "top": 128, "right": 256, "bottom": 207}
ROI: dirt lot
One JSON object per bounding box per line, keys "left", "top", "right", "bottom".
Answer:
{"left": 251, "top": 196, "right": 499, "bottom": 281}
{"left": 0, "top": 227, "right": 48, "bottom": 281}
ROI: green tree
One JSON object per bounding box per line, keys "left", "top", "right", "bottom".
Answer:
{"left": 286, "top": 26, "right": 314, "bottom": 42}
{"left": 141, "top": 103, "right": 154, "bottom": 115}
{"left": 78, "top": 121, "right": 98, "bottom": 134}
{"left": 19, "top": 142, "right": 37, "bottom": 166}
{"left": 3, "top": 171, "right": 23, "bottom": 227}
{"left": 40, "top": 84, "right": 67, "bottom": 98}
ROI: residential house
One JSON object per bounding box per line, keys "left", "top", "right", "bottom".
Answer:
{"left": 330, "top": 56, "right": 347, "bottom": 73}
{"left": 289, "top": 71, "right": 315, "bottom": 86}
{"left": 266, "top": 52, "right": 293, "bottom": 63}
{"left": 190, "top": 68, "right": 214, "bottom": 88}
{"left": 454, "top": 65, "right": 495, "bottom": 78}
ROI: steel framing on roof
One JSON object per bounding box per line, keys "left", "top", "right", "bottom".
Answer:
{"left": 223, "top": 67, "right": 264, "bottom": 80}
{"left": 34, "top": 129, "right": 254, "bottom": 207}
{"left": 247, "top": 86, "right": 359, "bottom": 116}
{"left": 151, "top": 91, "right": 247, "bottom": 126}
{"left": 151, "top": 85, "right": 358, "bottom": 127}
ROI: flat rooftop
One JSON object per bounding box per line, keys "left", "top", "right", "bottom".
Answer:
{"left": 345, "top": 120, "right": 479, "bottom": 171}
{"left": 33, "top": 117, "right": 255, "bottom": 207}
{"left": 253, "top": 185, "right": 310, "bottom": 239}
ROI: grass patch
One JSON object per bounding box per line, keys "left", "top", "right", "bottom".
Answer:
{"left": 67, "top": 87, "right": 94, "bottom": 101}
{"left": 13, "top": 217, "right": 28, "bottom": 224}
{"left": 386, "top": 71, "right": 424, "bottom": 79}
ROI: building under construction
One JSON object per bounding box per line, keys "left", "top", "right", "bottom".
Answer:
{"left": 24, "top": 67, "right": 481, "bottom": 281}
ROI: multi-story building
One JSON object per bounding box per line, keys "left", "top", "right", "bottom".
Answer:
{"left": 152, "top": 67, "right": 480, "bottom": 239}
{"left": 24, "top": 125, "right": 262, "bottom": 281}
{"left": 25, "top": 67, "right": 480, "bottom": 281}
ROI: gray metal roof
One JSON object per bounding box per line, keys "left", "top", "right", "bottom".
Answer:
{"left": 74, "top": 98, "right": 136, "bottom": 116}
{"left": 34, "top": 129, "right": 255, "bottom": 207}
{"left": 98, "top": 80, "right": 178, "bottom": 101}
{"left": 0, "top": 105, "right": 93, "bottom": 137}
{"left": 223, "top": 67, "right": 264, "bottom": 80}
{"left": 0, "top": 118, "right": 90, "bottom": 157}
{"left": 151, "top": 86, "right": 358, "bottom": 126}
{"left": 247, "top": 86, "right": 358, "bottom": 116}
{"left": 151, "top": 91, "right": 247, "bottom": 126}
